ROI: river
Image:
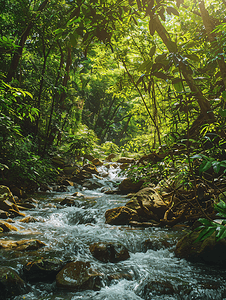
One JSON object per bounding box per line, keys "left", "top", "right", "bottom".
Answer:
{"left": 1, "top": 163, "right": 226, "bottom": 299}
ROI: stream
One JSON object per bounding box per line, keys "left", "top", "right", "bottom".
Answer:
{"left": 1, "top": 163, "right": 226, "bottom": 300}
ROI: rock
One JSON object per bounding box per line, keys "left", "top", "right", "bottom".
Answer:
{"left": 0, "top": 239, "right": 46, "bottom": 251}
{"left": 8, "top": 209, "right": 26, "bottom": 217}
{"left": 61, "top": 180, "right": 74, "bottom": 186}
{"left": 105, "top": 206, "right": 138, "bottom": 225}
{"left": 82, "top": 179, "right": 104, "bottom": 190}
{"left": 0, "top": 267, "right": 25, "bottom": 300}
{"left": 0, "top": 220, "right": 18, "bottom": 232}
{"left": 56, "top": 261, "right": 103, "bottom": 291}
{"left": 39, "top": 183, "right": 51, "bottom": 191}
{"left": 51, "top": 156, "right": 65, "bottom": 168}
{"left": 142, "top": 239, "right": 174, "bottom": 252}
{"left": 18, "top": 202, "right": 36, "bottom": 209}
{"left": 120, "top": 163, "right": 129, "bottom": 170}
{"left": 0, "top": 186, "right": 19, "bottom": 214}
{"left": 72, "top": 192, "right": 84, "bottom": 197}
{"left": 63, "top": 166, "right": 79, "bottom": 175}
{"left": 60, "top": 197, "right": 79, "bottom": 207}
{"left": 73, "top": 169, "right": 93, "bottom": 181}
{"left": 23, "top": 258, "right": 65, "bottom": 282}
{"left": 83, "top": 164, "right": 98, "bottom": 174}
{"left": 52, "top": 185, "right": 68, "bottom": 192}
{"left": 91, "top": 158, "right": 103, "bottom": 166}
{"left": 89, "top": 242, "right": 130, "bottom": 263}
{"left": 117, "top": 157, "right": 135, "bottom": 163}
{"left": 126, "top": 187, "right": 169, "bottom": 221}
{"left": 0, "top": 210, "right": 9, "bottom": 219}
{"left": 83, "top": 154, "right": 95, "bottom": 161}
{"left": 139, "top": 280, "right": 175, "bottom": 298}
{"left": 68, "top": 211, "right": 97, "bottom": 224}
{"left": 119, "top": 178, "right": 144, "bottom": 193}
{"left": 106, "top": 153, "right": 116, "bottom": 162}
{"left": 19, "top": 216, "right": 39, "bottom": 223}
{"left": 175, "top": 231, "right": 226, "bottom": 265}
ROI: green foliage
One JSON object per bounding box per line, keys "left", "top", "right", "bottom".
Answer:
{"left": 194, "top": 200, "right": 226, "bottom": 243}
{"left": 100, "top": 141, "right": 119, "bottom": 155}
{"left": 61, "top": 126, "right": 98, "bottom": 159}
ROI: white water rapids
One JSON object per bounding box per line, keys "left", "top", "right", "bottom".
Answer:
{"left": 1, "top": 164, "right": 226, "bottom": 299}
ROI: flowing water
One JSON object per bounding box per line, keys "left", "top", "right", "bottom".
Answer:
{"left": 1, "top": 164, "right": 226, "bottom": 300}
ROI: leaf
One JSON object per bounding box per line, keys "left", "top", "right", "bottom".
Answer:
{"left": 212, "top": 161, "right": 221, "bottom": 173}
{"left": 200, "top": 160, "right": 212, "bottom": 173}
{"left": 166, "top": 40, "right": 177, "bottom": 53}
{"left": 219, "top": 108, "right": 226, "bottom": 118}
{"left": 138, "top": 60, "right": 153, "bottom": 72}
{"left": 149, "top": 19, "right": 156, "bottom": 36}
{"left": 166, "top": 6, "right": 179, "bottom": 16}
{"left": 198, "top": 218, "right": 214, "bottom": 226}
{"left": 216, "top": 226, "right": 226, "bottom": 241}
{"left": 185, "top": 53, "right": 200, "bottom": 62}
{"left": 152, "top": 71, "right": 168, "bottom": 80}
{"left": 190, "top": 154, "right": 203, "bottom": 159}
{"left": 136, "top": 74, "right": 145, "bottom": 85}
{"left": 194, "top": 227, "right": 216, "bottom": 243}
{"left": 149, "top": 45, "right": 156, "bottom": 57}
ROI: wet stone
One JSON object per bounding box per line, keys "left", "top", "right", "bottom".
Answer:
{"left": 23, "top": 258, "right": 65, "bottom": 282}
{"left": 89, "top": 242, "right": 130, "bottom": 263}
{"left": 56, "top": 261, "right": 103, "bottom": 291}
{"left": 105, "top": 206, "right": 138, "bottom": 225}
{"left": 0, "top": 266, "right": 26, "bottom": 300}
{"left": 0, "top": 220, "right": 18, "bottom": 232}
{"left": 0, "top": 209, "right": 9, "bottom": 219}
{"left": 0, "top": 239, "right": 46, "bottom": 251}
{"left": 19, "top": 216, "right": 39, "bottom": 223}
{"left": 139, "top": 280, "right": 175, "bottom": 299}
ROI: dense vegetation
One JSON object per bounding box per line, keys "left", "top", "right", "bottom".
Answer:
{"left": 1, "top": 0, "right": 226, "bottom": 201}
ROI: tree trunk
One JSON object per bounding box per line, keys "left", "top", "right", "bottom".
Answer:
{"left": 154, "top": 16, "right": 214, "bottom": 122}
{"left": 6, "top": 0, "right": 49, "bottom": 83}
{"left": 198, "top": 0, "right": 226, "bottom": 88}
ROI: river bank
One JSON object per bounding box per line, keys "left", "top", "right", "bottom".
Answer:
{"left": 1, "top": 161, "right": 226, "bottom": 299}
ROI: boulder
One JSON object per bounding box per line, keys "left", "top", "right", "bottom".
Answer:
{"left": 117, "top": 157, "right": 135, "bottom": 163}
{"left": 83, "top": 154, "right": 95, "bottom": 161}
{"left": 175, "top": 231, "right": 226, "bottom": 265}
{"left": 142, "top": 239, "right": 174, "bottom": 252}
{"left": 0, "top": 186, "right": 19, "bottom": 214}
{"left": 126, "top": 187, "right": 168, "bottom": 221}
{"left": 52, "top": 185, "right": 68, "bottom": 192}
{"left": 0, "top": 210, "right": 9, "bottom": 219}
{"left": 63, "top": 166, "right": 79, "bottom": 175}
{"left": 82, "top": 179, "right": 104, "bottom": 190}
{"left": 106, "top": 153, "right": 116, "bottom": 162}
{"left": 0, "top": 220, "right": 18, "bottom": 232}
{"left": 105, "top": 206, "right": 138, "bottom": 225}
{"left": 23, "top": 258, "right": 65, "bottom": 282}
{"left": 120, "top": 163, "right": 129, "bottom": 170}
{"left": 89, "top": 242, "right": 130, "bottom": 263}
{"left": 83, "top": 164, "right": 98, "bottom": 174}
{"left": 0, "top": 239, "right": 46, "bottom": 251}
{"left": 91, "top": 158, "right": 103, "bottom": 166}
{"left": 119, "top": 178, "right": 144, "bottom": 193}
{"left": 56, "top": 261, "right": 103, "bottom": 291}
{"left": 139, "top": 280, "right": 175, "bottom": 298}
{"left": 19, "top": 216, "right": 39, "bottom": 223}
{"left": 73, "top": 169, "right": 93, "bottom": 181}
{"left": 0, "top": 267, "right": 25, "bottom": 300}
